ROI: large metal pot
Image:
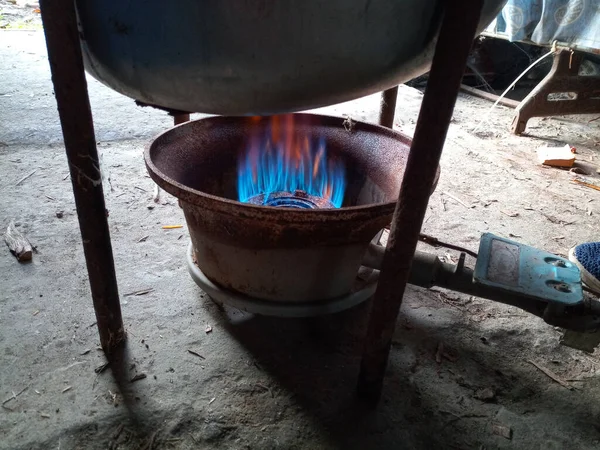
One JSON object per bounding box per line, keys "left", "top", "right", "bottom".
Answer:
{"left": 77, "top": 0, "right": 505, "bottom": 115}
{"left": 145, "top": 113, "right": 439, "bottom": 303}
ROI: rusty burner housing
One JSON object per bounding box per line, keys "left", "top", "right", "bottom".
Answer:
{"left": 144, "top": 113, "right": 600, "bottom": 342}
{"left": 145, "top": 113, "right": 439, "bottom": 313}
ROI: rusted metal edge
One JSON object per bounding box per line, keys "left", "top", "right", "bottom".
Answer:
{"left": 144, "top": 113, "right": 436, "bottom": 222}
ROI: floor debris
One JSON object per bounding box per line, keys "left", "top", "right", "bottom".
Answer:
{"left": 130, "top": 373, "right": 147, "bottom": 383}
{"left": 108, "top": 390, "right": 118, "bottom": 405}
{"left": 492, "top": 423, "right": 513, "bottom": 440}
{"left": 140, "top": 430, "right": 157, "bottom": 450}
{"left": 442, "top": 191, "right": 474, "bottom": 209}
{"left": 94, "top": 362, "right": 110, "bottom": 374}
{"left": 527, "top": 360, "right": 574, "bottom": 391}
{"left": 123, "top": 288, "right": 154, "bottom": 297}
{"left": 111, "top": 424, "right": 124, "bottom": 441}
{"left": 4, "top": 220, "right": 33, "bottom": 261}
{"left": 2, "top": 386, "right": 28, "bottom": 405}
{"left": 537, "top": 144, "right": 576, "bottom": 168}
{"left": 474, "top": 387, "right": 496, "bottom": 402}
{"left": 541, "top": 213, "right": 576, "bottom": 226}
{"left": 573, "top": 179, "right": 600, "bottom": 192}
{"left": 15, "top": 169, "right": 37, "bottom": 186}
{"left": 187, "top": 349, "right": 205, "bottom": 359}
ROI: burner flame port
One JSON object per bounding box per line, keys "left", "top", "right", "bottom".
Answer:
{"left": 246, "top": 190, "right": 335, "bottom": 209}
{"left": 237, "top": 115, "right": 346, "bottom": 208}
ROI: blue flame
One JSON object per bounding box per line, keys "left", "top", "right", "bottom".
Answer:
{"left": 237, "top": 116, "right": 346, "bottom": 208}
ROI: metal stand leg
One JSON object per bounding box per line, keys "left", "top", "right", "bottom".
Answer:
{"left": 357, "top": 0, "right": 483, "bottom": 404}
{"left": 511, "top": 49, "right": 600, "bottom": 135}
{"left": 174, "top": 113, "right": 191, "bottom": 126}
{"left": 40, "top": 0, "right": 125, "bottom": 353}
{"left": 379, "top": 86, "right": 399, "bottom": 128}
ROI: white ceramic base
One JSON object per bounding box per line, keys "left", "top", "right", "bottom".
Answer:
{"left": 186, "top": 242, "right": 378, "bottom": 317}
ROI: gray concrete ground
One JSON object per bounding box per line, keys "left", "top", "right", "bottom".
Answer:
{"left": 2, "top": 30, "right": 600, "bottom": 450}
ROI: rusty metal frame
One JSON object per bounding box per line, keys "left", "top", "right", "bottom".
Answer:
{"left": 358, "top": 0, "right": 485, "bottom": 404}
{"left": 511, "top": 48, "right": 600, "bottom": 135}
{"left": 378, "top": 86, "right": 399, "bottom": 128}
{"left": 39, "top": 0, "right": 125, "bottom": 353}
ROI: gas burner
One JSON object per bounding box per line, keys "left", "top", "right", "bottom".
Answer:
{"left": 146, "top": 113, "right": 430, "bottom": 304}
{"left": 245, "top": 190, "right": 335, "bottom": 209}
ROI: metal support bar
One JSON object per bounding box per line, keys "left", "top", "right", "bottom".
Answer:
{"left": 40, "top": 0, "right": 125, "bottom": 353}
{"left": 357, "top": 0, "right": 483, "bottom": 404}
{"left": 378, "top": 86, "right": 399, "bottom": 128}
{"left": 174, "top": 113, "right": 191, "bottom": 126}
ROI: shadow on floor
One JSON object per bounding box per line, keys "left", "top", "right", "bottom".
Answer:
{"left": 207, "top": 290, "right": 600, "bottom": 449}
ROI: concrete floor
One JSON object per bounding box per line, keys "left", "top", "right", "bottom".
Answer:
{"left": 2, "top": 30, "right": 600, "bottom": 450}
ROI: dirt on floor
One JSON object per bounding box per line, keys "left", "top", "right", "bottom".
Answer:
{"left": 1, "top": 30, "right": 600, "bottom": 450}
{"left": 0, "top": 0, "right": 41, "bottom": 30}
